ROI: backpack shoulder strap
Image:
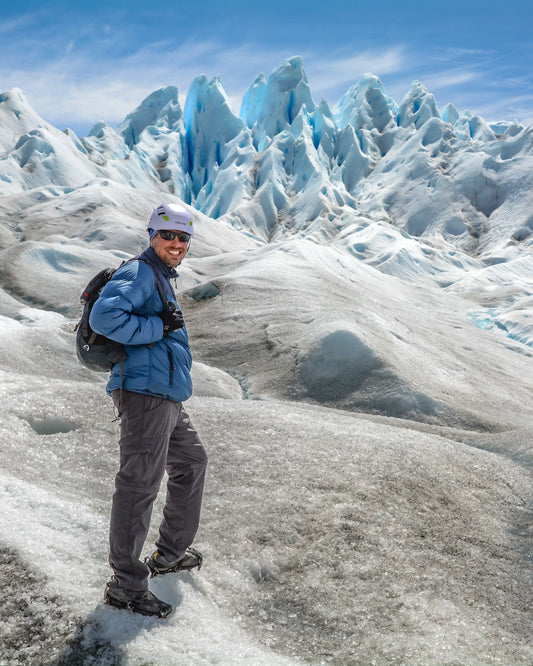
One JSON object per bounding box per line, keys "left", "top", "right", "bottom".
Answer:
{"left": 137, "top": 256, "right": 173, "bottom": 313}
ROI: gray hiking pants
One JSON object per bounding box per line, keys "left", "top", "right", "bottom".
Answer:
{"left": 109, "top": 390, "right": 208, "bottom": 591}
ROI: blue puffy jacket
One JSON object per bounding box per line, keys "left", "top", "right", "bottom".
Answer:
{"left": 89, "top": 247, "right": 193, "bottom": 402}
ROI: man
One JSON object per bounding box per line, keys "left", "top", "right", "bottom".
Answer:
{"left": 90, "top": 203, "right": 208, "bottom": 618}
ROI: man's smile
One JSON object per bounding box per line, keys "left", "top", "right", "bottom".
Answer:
{"left": 152, "top": 233, "right": 189, "bottom": 267}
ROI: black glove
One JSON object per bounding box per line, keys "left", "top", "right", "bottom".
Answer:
{"left": 159, "top": 308, "right": 184, "bottom": 334}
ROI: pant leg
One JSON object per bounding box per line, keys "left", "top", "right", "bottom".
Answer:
{"left": 155, "top": 405, "right": 208, "bottom": 562}
{"left": 109, "top": 390, "right": 181, "bottom": 591}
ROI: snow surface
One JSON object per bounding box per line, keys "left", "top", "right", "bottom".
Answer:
{"left": 0, "top": 56, "right": 532, "bottom": 664}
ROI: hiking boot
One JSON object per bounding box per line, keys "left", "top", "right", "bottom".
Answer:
{"left": 145, "top": 547, "right": 203, "bottom": 577}
{"left": 104, "top": 578, "right": 172, "bottom": 618}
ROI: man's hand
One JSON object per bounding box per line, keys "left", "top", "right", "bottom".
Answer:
{"left": 159, "top": 309, "right": 184, "bottom": 334}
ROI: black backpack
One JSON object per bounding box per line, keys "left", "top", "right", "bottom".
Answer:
{"left": 75, "top": 258, "right": 171, "bottom": 372}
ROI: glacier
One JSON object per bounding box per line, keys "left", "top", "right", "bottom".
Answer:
{"left": 0, "top": 55, "right": 532, "bottom": 664}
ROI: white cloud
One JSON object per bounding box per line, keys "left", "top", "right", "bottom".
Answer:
{"left": 304, "top": 46, "right": 408, "bottom": 97}
{"left": 465, "top": 94, "right": 533, "bottom": 124}
{"left": 0, "top": 13, "right": 36, "bottom": 36}
{"left": 423, "top": 69, "right": 479, "bottom": 90}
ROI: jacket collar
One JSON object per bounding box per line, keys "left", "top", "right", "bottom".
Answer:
{"left": 140, "top": 246, "right": 178, "bottom": 279}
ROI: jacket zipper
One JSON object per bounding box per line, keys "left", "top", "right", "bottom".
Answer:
{"left": 168, "top": 350, "right": 175, "bottom": 386}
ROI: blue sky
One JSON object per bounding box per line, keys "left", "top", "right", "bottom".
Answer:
{"left": 0, "top": 0, "right": 531, "bottom": 135}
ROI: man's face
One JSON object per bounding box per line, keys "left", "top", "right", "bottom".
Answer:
{"left": 151, "top": 230, "right": 190, "bottom": 268}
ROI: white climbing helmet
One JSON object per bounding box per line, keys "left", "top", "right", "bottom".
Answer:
{"left": 148, "top": 203, "right": 194, "bottom": 236}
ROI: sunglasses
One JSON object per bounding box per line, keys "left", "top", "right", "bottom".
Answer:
{"left": 158, "top": 230, "right": 191, "bottom": 242}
